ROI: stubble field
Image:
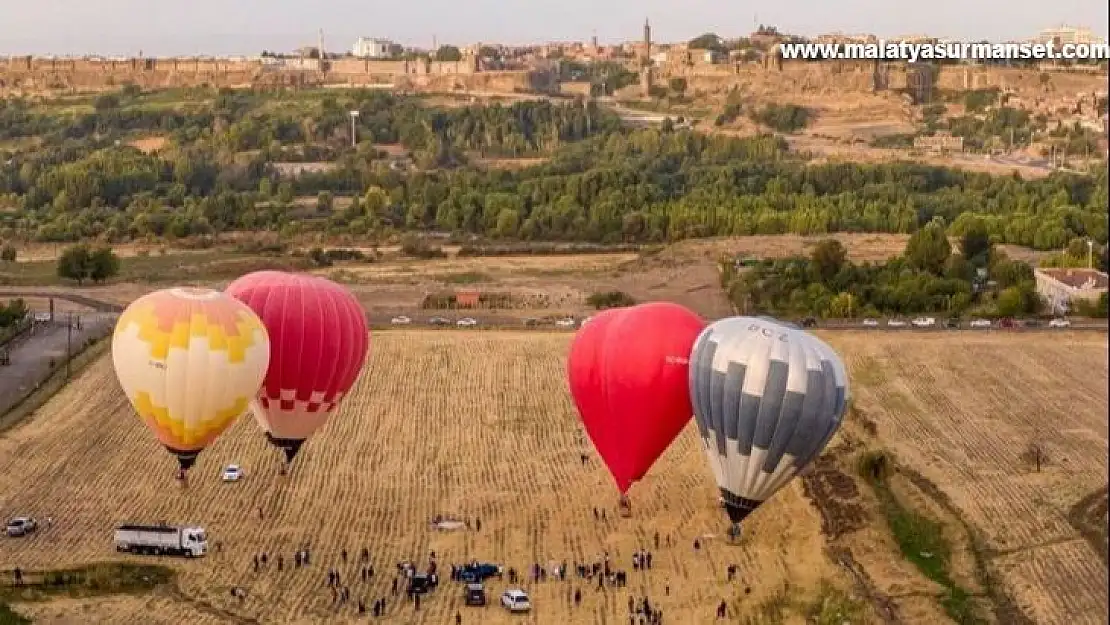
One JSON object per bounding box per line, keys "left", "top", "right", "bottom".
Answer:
{"left": 0, "top": 329, "right": 1106, "bottom": 625}
{"left": 823, "top": 331, "right": 1110, "bottom": 625}
{"left": 0, "top": 330, "right": 845, "bottom": 625}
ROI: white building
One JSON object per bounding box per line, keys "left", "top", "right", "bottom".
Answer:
{"left": 1033, "top": 26, "right": 1105, "bottom": 46}
{"left": 352, "top": 37, "right": 395, "bottom": 59}
{"left": 1034, "top": 268, "right": 1108, "bottom": 314}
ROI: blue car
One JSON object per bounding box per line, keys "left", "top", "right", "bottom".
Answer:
{"left": 459, "top": 563, "right": 503, "bottom": 583}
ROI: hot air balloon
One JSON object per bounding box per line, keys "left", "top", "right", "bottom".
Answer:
{"left": 112, "top": 287, "right": 270, "bottom": 479}
{"left": 225, "top": 271, "right": 369, "bottom": 467}
{"left": 688, "top": 316, "right": 848, "bottom": 538}
{"left": 567, "top": 302, "right": 705, "bottom": 510}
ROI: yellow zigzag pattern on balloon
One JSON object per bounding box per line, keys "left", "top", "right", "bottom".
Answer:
{"left": 115, "top": 303, "right": 264, "bottom": 363}
{"left": 133, "top": 391, "right": 251, "bottom": 451}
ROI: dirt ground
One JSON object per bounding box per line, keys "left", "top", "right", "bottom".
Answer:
{"left": 822, "top": 330, "right": 1110, "bottom": 625}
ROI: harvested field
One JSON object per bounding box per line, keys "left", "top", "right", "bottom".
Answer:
{"left": 823, "top": 330, "right": 1110, "bottom": 625}
{"left": 0, "top": 331, "right": 852, "bottom": 624}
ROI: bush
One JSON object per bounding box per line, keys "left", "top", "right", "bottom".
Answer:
{"left": 586, "top": 291, "right": 636, "bottom": 310}
{"left": 400, "top": 236, "right": 446, "bottom": 259}
{"left": 750, "top": 103, "right": 811, "bottom": 133}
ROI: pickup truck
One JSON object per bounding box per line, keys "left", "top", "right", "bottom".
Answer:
{"left": 114, "top": 524, "right": 207, "bottom": 558}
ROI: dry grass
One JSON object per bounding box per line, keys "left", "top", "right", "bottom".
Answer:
{"left": 822, "top": 330, "right": 1110, "bottom": 625}
{"left": 127, "top": 137, "right": 168, "bottom": 154}
{"left": 1, "top": 330, "right": 1107, "bottom": 624}
{"left": 0, "top": 331, "right": 849, "bottom": 625}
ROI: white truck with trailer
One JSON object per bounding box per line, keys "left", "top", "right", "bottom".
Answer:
{"left": 114, "top": 524, "right": 208, "bottom": 558}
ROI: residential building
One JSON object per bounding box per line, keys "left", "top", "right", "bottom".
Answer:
{"left": 1034, "top": 268, "right": 1108, "bottom": 313}
{"left": 352, "top": 37, "right": 395, "bottom": 59}
{"left": 914, "top": 132, "right": 963, "bottom": 153}
{"left": 1033, "top": 25, "right": 1105, "bottom": 46}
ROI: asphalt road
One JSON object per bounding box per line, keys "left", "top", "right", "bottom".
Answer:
{"left": 0, "top": 314, "right": 116, "bottom": 416}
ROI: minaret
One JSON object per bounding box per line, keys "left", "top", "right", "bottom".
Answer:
{"left": 643, "top": 18, "right": 651, "bottom": 57}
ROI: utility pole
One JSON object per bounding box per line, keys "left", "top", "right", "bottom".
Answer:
{"left": 1088, "top": 240, "right": 1094, "bottom": 269}
{"left": 66, "top": 312, "right": 73, "bottom": 381}
{"left": 348, "top": 110, "right": 360, "bottom": 148}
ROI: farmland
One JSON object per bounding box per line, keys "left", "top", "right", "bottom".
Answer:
{"left": 0, "top": 329, "right": 1106, "bottom": 624}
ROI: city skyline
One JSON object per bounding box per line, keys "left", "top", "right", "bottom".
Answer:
{"left": 1, "top": 0, "right": 1107, "bottom": 57}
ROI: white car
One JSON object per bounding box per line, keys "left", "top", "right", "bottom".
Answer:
{"left": 581, "top": 316, "right": 594, "bottom": 326}
{"left": 969, "top": 318, "right": 992, "bottom": 328}
{"left": 886, "top": 319, "right": 907, "bottom": 328}
{"left": 221, "top": 465, "right": 243, "bottom": 482}
{"left": 911, "top": 317, "right": 936, "bottom": 328}
{"left": 554, "top": 318, "right": 576, "bottom": 328}
{"left": 390, "top": 315, "right": 411, "bottom": 325}
{"left": 501, "top": 589, "right": 531, "bottom": 613}
{"left": 861, "top": 318, "right": 879, "bottom": 327}
{"left": 1048, "top": 318, "right": 1071, "bottom": 328}
{"left": 33, "top": 312, "right": 51, "bottom": 322}
{"left": 456, "top": 318, "right": 477, "bottom": 327}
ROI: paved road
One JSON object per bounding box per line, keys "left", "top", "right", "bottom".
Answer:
{"left": 0, "top": 314, "right": 116, "bottom": 416}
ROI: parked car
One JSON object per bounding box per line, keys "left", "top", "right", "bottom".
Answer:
{"left": 1049, "top": 318, "right": 1071, "bottom": 328}
{"left": 522, "top": 318, "right": 539, "bottom": 327}
{"left": 33, "top": 312, "right": 51, "bottom": 322}
{"left": 408, "top": 573, "right": 437, "bottom": 595}
{"left": 944, "top": 317, "right": 960, "bottom": 329}
{"left": 886, "top": 319, "right": 907, "bottom": 327}
{"left": 390, "top": 315, "right": 411, "bottom": 325}
{"left": 1023, "top": 319, "right": 1041, "bottom": 328}
{"left": 554, "top": 318, "right": 576, "bottom": 328}
{"left": 221, "top": 464, "right": 243, "bottom": 482}
{"left": 458, "top": 563, "right": 503, "bottom": 583}
{"left": 911, "top": 317, "right": 936, "bottom": 328}
{"left": 969, "top": 318, "right": 992, "bottom": 328}
{"left": 501, "top": 588, "right": 531, "bottom": 613}
{"left": 6, "top": 517, "right": 37, "bottom": 537}
{"left": 861, "top": 318, "right": 879, "bottom": 327}
{"left": 457, "top": 317, "right": 478, "bottom": 327}
{"left": 464, "top": 583, "right": 487, "bottom": 606}
{"left": 429, "top": 317, "right": 450, "bottom": 326}
{"left": 581, "top": 316, "right": 594, "bottom": 326}
{"left": 997, "top": 318, "right": 1016, "bottom": 329}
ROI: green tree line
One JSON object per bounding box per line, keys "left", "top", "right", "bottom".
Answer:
{"left": 721, "top": 221, "right": 1063, "bottom": 318}
{"left": 0, "top": 91, "right": 1106, "bottom": 248}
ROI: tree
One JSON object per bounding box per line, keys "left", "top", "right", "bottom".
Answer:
{"left": 905, "top": 223, "right": 951, "bottom": 275}
{"left": 88, "top": 246, "right": 120, "bottom": 283}
{"left": 668, "top": 77, "right": 688, "bottom": 97}
{"left": 960, "top": 223, "right": 992, "bottom": 265}
{"left": 434, "top": 45, "right": 462, "bottom": 62}
{"left": 1020, "top": 438, "right": 1048, "bottom": 472}
{"left": 688, "top": 33, "right": 725, "bottom": 53}
{"left": 0, "top": 244, "right": 15, "bottom": 262}
{"left": 810, "top": 239, "right": 847, "bottom": 283}
{"left": 57, "top": 244, "right": 118, "bottom": 284}
{"left": 57, "top": 244, "right": 93, "bottom": 285}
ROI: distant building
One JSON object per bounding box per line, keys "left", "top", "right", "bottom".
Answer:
{"left": 352, "top": 37, "right": 395, "bottom": 59}
{"left": 1033, "top": 25, "right": 1105, "bottom": 47}
{"left": 455, "top": 289, "right": 480, "bottom": 308}
{"left": 1034, "top": 268, "right": 1108, "bottom": 314}
{"left": 914, "top": 132, "right": 964, "bottom": 153}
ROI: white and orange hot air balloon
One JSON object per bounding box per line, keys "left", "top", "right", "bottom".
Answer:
{"left": 111, "top": 287, "right": 270, "bottom": 477}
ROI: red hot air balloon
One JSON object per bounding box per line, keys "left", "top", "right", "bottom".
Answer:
{"left": 226, "top": 271, "right": 369, "bottom": 465}
{"left": 567, "top": 302, "right": 705, "bottom": 500}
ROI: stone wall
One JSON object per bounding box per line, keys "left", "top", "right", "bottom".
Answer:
{"left": 1, "top": 55, "right": 1104, "bottom": 100}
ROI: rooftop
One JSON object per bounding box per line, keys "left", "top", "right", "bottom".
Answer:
{"left": 1037, "top": 267, "right": 1109, "bottom": 290}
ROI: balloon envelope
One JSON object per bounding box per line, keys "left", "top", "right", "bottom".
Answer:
{"left": 567, "top": 302, "right": 705, "bottom": 494}
{"left": 689, "top": 316, "right": 848, "bottom": 525}
{"left": 225, "top": 271, "right": 369, "bottom": 462}
{"left": 112, "top": 287, "right": 270, "bottom": 471}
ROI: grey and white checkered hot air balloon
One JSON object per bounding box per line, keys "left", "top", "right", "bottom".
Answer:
{"left": 688, "top": 316, "right": 848, "bottom": 536}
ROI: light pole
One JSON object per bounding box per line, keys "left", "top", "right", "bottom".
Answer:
{"left": 1087, "top": 240, "right": 1094, "bottom": 270}
{"left": 348, "top": 110, "right": 360, "bottom": 148}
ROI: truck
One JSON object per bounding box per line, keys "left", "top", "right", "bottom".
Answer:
{"left": 114, "top": 524, "right": 208, "bottom": 558}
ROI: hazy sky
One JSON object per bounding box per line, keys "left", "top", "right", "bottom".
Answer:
{"left": 2, "top": 0, "right": 1107, "bottom": 57}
